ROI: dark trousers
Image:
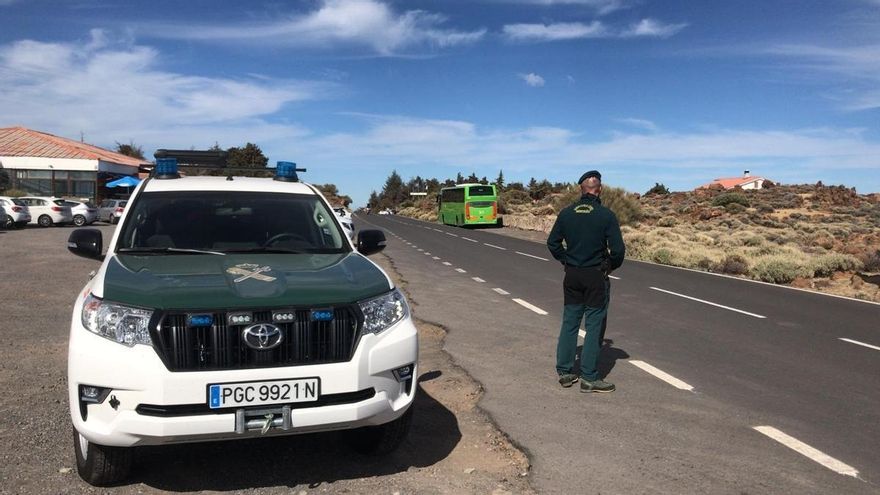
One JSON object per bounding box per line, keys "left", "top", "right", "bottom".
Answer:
{"left": 556, "top": 265, "right": 610, "bottom": 381}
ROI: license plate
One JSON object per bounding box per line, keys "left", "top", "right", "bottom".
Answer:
{"left": 208, "top": 378, "right": 319, "bottom": 409}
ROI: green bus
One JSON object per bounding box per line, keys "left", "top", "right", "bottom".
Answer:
{"left": 438, "top": 183, "right": 501, "bottom": 227}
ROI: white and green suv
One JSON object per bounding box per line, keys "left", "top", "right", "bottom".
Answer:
{"left": 66, "top": 158, "right": 417, "bottom": 486}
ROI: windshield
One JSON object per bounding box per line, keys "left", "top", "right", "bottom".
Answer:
{"left": 467, "top": 185, "right": 495, "bottom": 197}
{"left": 117, "top": 191, "right": 348, "bottom": 254}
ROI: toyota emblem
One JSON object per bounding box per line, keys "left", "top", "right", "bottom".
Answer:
{"left": 242, "top": 323, "right": 283, "bottom": 350}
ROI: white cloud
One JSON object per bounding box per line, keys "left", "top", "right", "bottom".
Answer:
{"left": 495, "top": 0, "right": 628, "bottom": 15}
{"left": 519, "top": 72, "right": 546, "bottom": 87}
{"left": 616, "top": 118, "right": 658, "bottom": 131}
{"left": 619, "top": 19, "right": 688, "bottom": 38}
{"left": 0, "top": 32, "right": 327, "bottom": 150}
{"left": 502, "top": 18, "right": 686, "bottom": 42}
{"left": 765, "top": 43, "right": 880, "bottom": 110}
{"left": 144, "top": 0, "right": 485, "bottom": 56}
{"left": 503, "top": 22, "right": 607, "bottom": 42}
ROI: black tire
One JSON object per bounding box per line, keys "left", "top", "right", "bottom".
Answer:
{"left": 111, "top": 216, "right": 118, "bottom": 225}
{"left": 38, "top": 215, "right": 53, "bottom": 227}
{"left": 344, "top": 407, "right": 413, "bottom": 455}
{"left": 73, "top": 215, "right": 86, "bottom": 227}
{"left": 2, "top": 216, "right": 11, "bottom": 229}
{"left": 72, "top": 427, "right": 132, "bottom": 486}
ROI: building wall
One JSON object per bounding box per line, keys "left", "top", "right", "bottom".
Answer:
{"left": 740, "top": 179, "right": 764, "bottom": 190}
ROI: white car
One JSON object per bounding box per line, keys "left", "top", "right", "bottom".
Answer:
{"left": 334, "top": 206, "right": 355, "bottom": 239}
{"left": 20, "top": 196, "right": 73, "bottom": 227}
{"left": 0, "top": 196, "right": 32, "bottom": 229}
{"left": 57, "top": 199, "right": 98, "bottom": 227}
{"left": 66, "top": 157, "right": 416, "bottom": 486}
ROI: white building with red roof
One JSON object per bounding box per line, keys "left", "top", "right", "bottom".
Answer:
{"left": 700, "top": 170, "right": 767, "bottom": 190}
{"left": 0, "top": 126, "right": 149, "bottom": 202}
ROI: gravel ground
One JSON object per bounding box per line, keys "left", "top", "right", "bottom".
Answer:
{"left": 0, "top": 224, "right": 531, "bottom": 494}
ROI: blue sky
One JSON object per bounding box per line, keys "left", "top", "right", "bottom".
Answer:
{"left": 1, "top": 0, "right": 878, "bottom": 205}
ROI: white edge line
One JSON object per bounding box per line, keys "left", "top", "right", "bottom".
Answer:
{"left": 650, "top": 287, "right": 766, "bottom": 319}
{"left": 493, "top": 288, "right": 510, "bottom": 295}
{"left": 839, "top": 338, "right": 880, "bottom": 352}
{"left": 630, "top": 258, "right": 880, "bottom": 307}
{"left": 752, "top": 426, "right": 860, "bottom": 478}
{"left": 461, "top": 237, "right": 478, "bottom": 243}
{"left": 629, "top": 360, "right": 694, "bottom": 391}
{"left": 515, "top": 251, "right": 549, "bottom": 262}
{"left": 472, "top": 277, "right": 486, "bottom": 283}
{"left": 512, "top": 298, "right": 548, "bottom": 315}
{"left": 483, "top": 243, "right": 507, "bottom": 250}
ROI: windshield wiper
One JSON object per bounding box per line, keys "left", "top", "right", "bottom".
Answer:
{"left": 118, "top": 247, "right": 226, "bottom": 256}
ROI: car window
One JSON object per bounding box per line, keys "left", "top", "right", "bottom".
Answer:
{"left": 117, "top": 191, "right": 348, "bottom": 254}
{"left": 119, "top": 201, "right": 127, "bottom": 207}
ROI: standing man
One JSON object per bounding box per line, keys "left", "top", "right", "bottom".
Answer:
{"left": 547, "top": 170, "right": 625, "bottom": 393}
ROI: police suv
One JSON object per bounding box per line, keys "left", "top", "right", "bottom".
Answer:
{"left": 66, "top": 153, "right": 418, "bottom": 486}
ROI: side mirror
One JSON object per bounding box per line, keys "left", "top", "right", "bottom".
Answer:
{"left": 356, "top": 229, "right": 386, "bottom": 256}
{"left": 68, "top": 228, "right": 104, "bottom": 261}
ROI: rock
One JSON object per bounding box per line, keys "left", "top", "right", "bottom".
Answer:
{"left": 464, "top": 467, "right": 476, "bottom": 474}
{"left": 851, "top": 274, "right": 864, "bottom": 289}
{"left": 58, "top": 467, "right": 72, "bottom": 474}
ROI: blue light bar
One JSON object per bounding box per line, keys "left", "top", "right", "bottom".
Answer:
{"left": 155, "top": 158, "right": 179, "bottom": 179}
{"left": 275, "top": 161, "right": 299, "bottom": 182}
{"left": 187, "top": 314, "right": 214, "bottom": 327}
{"left": 310, "top": 309, "right": 334, "bottom": 322}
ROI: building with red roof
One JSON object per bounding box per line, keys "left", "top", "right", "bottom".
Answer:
{"left": 0, "top": 126, "right": 149, "bottom": 203}
{"left": 700, "top": 170, "right": 767, "bottom": 190}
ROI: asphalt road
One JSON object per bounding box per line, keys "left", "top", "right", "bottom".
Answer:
{"left": 357, "top": 212, "right": 880, "bottom": 494}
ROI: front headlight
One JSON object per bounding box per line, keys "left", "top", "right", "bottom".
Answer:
{"left": 358, "top": 288, "right": 409, "bottom": 336}
{"left": 81, "top": 294, "right": 153, "bottom": 346}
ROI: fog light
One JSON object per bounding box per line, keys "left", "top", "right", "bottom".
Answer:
{"left": 79, "top": 385, "right": 111, "bottom": 404}
{"left": 272, "top": 311, "right": 296, "bottom": 323}
{"left": 392, "top": 364, "right": 414, "bottom": 382}
{"left": 228, "top": 312, "right": 253, "bottom": 325}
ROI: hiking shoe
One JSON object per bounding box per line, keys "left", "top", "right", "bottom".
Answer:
{"left": 558, "top": 374, "right": 579, "bottom": 388}
{"left": 580, "top": 379, "right": 615, "bottom": 393}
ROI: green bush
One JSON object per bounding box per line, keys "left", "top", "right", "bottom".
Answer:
{"left": 657, "top": 216, "right": 677, "bottom": 227}
{"left": 501, "top": 189, "right": 531, "bottom": 205}
{"left": 752, "top": 257, "right": 812, "bottom": 284}
{"left": 712, "top": 193, "right": 750, "bottom": 208}
{"left": 812, "top": 253, "right": 863, "bottom": 277}
{"left": 712, "top": 254, "right": 749, "bottom": 275}
{"left": 2, "top": 188, "right": 27, "bottom": 197}
{"left": 645, "top": 183, "right": 670, "bottom": 195}
{"left": 725, "top": 202, "right": 747, "bottom": 214}
{"left": 651, "top": 248, "right": 674, "bottom": 265}
{"left": 601, "top": 186, "right": 642, "bottom": 226}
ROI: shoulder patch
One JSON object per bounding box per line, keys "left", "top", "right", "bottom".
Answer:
{"left": 574, "top": 204, "right": 594, "bottom": 214}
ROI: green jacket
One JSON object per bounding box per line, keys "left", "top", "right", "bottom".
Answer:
{"left": 547, "top": 194, "right": 625, "bottom": 270}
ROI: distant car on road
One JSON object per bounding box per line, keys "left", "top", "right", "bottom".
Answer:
{"left": 57, "top": 200, "right": 98, "bottom": 227}
{"left": 20, "top": 196, "right": 73, "bottom": 227}
{"left": 97, "top": 199, "right": 127, "bottom": 224}
{"left": 0, "top": 196, "right": 32, "bottom": 229}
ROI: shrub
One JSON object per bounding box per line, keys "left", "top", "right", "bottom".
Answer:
{"left": 712, "top": 193, "right": 750, "bottom": 208}
{"left": 725, "top": 202, "right": 747, "bottom": 214}
{"left": 657, "top": 216, "right": 677, "bottom": 227}
{"left": 713, "top": 254, "right": 749, "bottom": 275}
{"left": 752, "top": 257, "right": 812, "bottom": 284}
{"left": 501, "top": 189, "right": 531, "bottom": 205}
{"left": 645, "top": 183, "right": 670, "bottom": 195}
{"left": 860, "top": 250, "right": 880, "bottom": 272}
{"left": 756, "top": 203, "right": 775, "bottom": 214}
{"left": 812, "top": 253, "right": 863, "bottom": 277}
{"left": 651, "top": 248, "right": 674, "bottom": 265}
{"left": 2, "top": 188, "right": 27, "bottom": 197}
{"left": 601, "top": 186, "right": 642, "bottom": 226}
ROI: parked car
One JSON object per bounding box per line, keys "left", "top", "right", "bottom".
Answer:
{"left": 97, "top": 199, "right": 128, "bottom": 224}
{"left": 333, "top": 206, "right": 355, "bottom": 239}
{"left": 20, "top": 196, "right": 73, "bottom": 227}
{"left": 0, "top": 196, "right": 32, "bottom": 229}
{"left": 57, "top": 200, "right": 98, "bottom": 227}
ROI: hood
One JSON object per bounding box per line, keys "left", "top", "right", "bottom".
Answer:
{"left": 101, "top": 252, "right": 391, "bottom": 310}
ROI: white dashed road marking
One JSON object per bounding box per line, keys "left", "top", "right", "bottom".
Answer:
{"left": 839, "top": 338, "right": 880, "bottom": 352}
{"left": 432, "top": 256, "right": 441, "bottom": 260}
{"left": 649, "top": 287, "right": 766, "bottom": 319}
{"left": 493, "top": 288, "right": 510, "bottom": 295}
{"left": 455, "top": 268, "right": 467, "bottom": 273}
{"left": 609, "top": 275, "right": 621, "bottom": 280}
{"left": 446, "top": 233, "right": 459, "bottom": 237}
{"left": 472, "top": 277, "right": 486, "bottom": 283}
{"left": 516, "top": 251, "right": 549, "bottom": 262}
{"left": 629, "top": 360, "right": 694, "bottom": 391}
{"left": 462, "top": 237, "right": 478, "bottom": 243}
{"left": 442, "top": 262, "right": 452, "bottom": 266}
{"left": 752, "top": 426, "right": 860, "bottom": 478}
{"left": 433, "top": 228, "right": 443, "bottom": 233}
{"left": 512, "top": 298, "right": 548, "bottom": 315}
{"left": 483, "top": 243, "right": 507, "bottom": 250}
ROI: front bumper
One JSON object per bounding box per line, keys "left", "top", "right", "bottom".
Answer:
{"left": 68, "top": 312, "right": 418, "bottom": 447}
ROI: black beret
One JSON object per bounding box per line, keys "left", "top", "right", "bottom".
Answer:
{"left": 578, "top": 170, "right": 601, "bottom": 184}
